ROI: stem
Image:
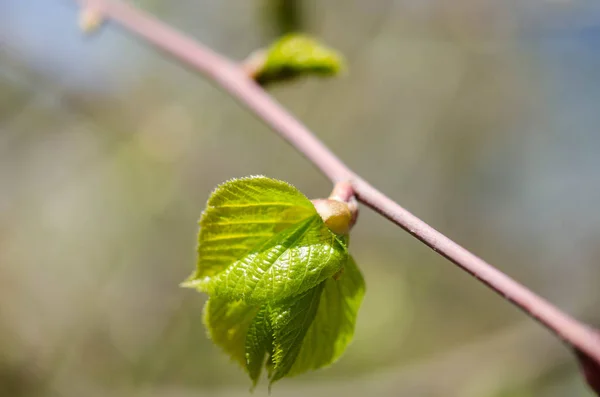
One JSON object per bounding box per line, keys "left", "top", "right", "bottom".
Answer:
{"left": 72, "top": 0, "right": 600, "bottom": 368}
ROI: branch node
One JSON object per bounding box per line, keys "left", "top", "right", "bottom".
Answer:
{"left": 329, "top": 181, "right": 358, "bottom": 229}
{"left": 240, "top": 49, "right": 267, "bottom": 80}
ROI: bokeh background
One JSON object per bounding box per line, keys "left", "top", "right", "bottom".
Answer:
{"left": 1, "top": 0, "right": 600, "bottom": 396}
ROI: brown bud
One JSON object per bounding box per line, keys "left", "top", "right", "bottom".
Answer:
{"left": 311, "top": 199, "right": 353, "bottom": 235}
{"left": 329, "top": 181, "right": 358, "bottom": 229}
{"left": 79, "top": 6, "right": 105, "bottom": 34}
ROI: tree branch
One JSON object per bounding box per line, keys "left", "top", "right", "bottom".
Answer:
{"left": 70, "top": 0, "right": 600, "bottom": 389}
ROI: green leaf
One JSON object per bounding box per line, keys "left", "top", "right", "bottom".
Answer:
{"left": 256, "top": 34, "right": 345, "bottom": 85}
{"left": 204, "top": 258, "right": 364, "bottom": 386}
{"left": 189, "top": 176, "right": 317, "bottom": 281}
{"left": 245, "top": 305, "right": 273, "bottom": 386}
{"left": 186, "top": 176, "right": 364, "bottom": 387}
{"left": 203, "top": 297, "right": 260, "bottom": 367}
{"left": 269, "top": 282, "right": 325, "bottom": 383}
{"left": 289, "top": 255, "right": 365, "bottom": 375}
{"left": 204, "top": 214, "right": 347, "bottom": 304}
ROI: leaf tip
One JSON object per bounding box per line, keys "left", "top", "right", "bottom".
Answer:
{"left": 179, "top": 279, "right": 199, "bottom": 289}
{"left": 179, "top": 273, "right": 209, "bottom": 290}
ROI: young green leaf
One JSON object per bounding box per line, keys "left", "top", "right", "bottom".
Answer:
{"left": 203, "top": 297, "right": 260, "bottom": 367}
{"left": 240, "top": 257, "right": 364, "bottom": 385}
{"left": 186, "top": 176, "right": 348, "bottom": 305}
{"left": 185, "top": 176, "right": 365, "bottom": 387}
{"left": 269, "top": 282, "right": 325, "bottom": 382}
{"left": 245, "top": 305, "right": 274, "bottom": 385}
{"left": 288, "top": 255, "right": 365, "bottom": 375}
{"left": 188, "top": 176, "right": 317, "bottom": 282}
{"left": 203, "top": 214, "right": 347, "bottom": 304}
{"left": 255, "top": 34, "right": 345, "bottom": 85}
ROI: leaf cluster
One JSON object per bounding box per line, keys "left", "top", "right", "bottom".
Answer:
{"left": 183, "top": 176, "right": 364, "bottom": 388}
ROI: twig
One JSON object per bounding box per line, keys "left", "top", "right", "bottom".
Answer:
{"left": 70, "top": 0, "right": 600, "bottom": 384}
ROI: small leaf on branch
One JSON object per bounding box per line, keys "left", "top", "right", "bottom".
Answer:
{"left": 251, "top": 34, "right": 346, "bottom": 85}
{"left": 203, "top": 214, "right": 347, "bottom": 304}
{"left": 184, "top": 176, "right": 365, "bottom": 387}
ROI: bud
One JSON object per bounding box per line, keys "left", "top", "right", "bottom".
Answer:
{"left": 312, "top": 199, "right": 353, "bottom": 235}
{"left": 79, "top": 6, "right": 105, "bottom": 35}
{"left": 329, "top": 181, "right": 358, "bottom": 227}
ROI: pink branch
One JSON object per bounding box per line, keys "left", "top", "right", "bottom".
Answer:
{"left": 71, "top": 0, "right": 600, "bottom": 392}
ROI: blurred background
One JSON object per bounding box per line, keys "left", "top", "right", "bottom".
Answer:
{"left": 1, "top": 0, "right": 600, "bottom": 396}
